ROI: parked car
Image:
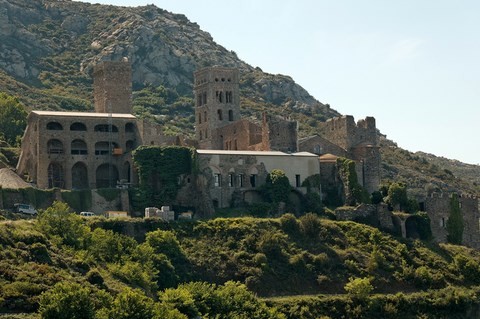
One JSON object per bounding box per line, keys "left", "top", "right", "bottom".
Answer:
{"left": 14, "top": 203, "right": 38, "bottom": 215}
{"left": 80, "top": 211, "right": 95, "bottom": 217}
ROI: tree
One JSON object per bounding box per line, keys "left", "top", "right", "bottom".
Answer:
{"left": 96, "top": 288, "right": 156, "bottom": 319}
{"left": 39, "top": 282, "right": 94, "bottom": 319}
{"left": 263, "top": 169, "right": 292, "bottom": 204}
{"left": 385, "top": 182, "right": 408, "bottom": 211}
{"left": 447, "top": 193, "right": 464, "bottom": 245}
{"left": 0, "top": 93, "right": 27, "bottom": 146}
{"left": 37, "top": 201, "right": 88, "bottom": 248}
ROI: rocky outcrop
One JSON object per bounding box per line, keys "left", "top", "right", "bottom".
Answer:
{"left": 0, "top": 0, "right": 335, "bottom": 113}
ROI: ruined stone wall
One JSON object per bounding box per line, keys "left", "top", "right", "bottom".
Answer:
{"left": 136, "top": 119, "right": 167, "bottom": 146}
{"left": 425, "top": 193, "right": 480, "bottom": 248}
{"left": 298, "top": 135, "right": 348, "bottom": 157}
{"left": 212, "top": 119, "right": 262, "bottom": 150}
{"left": 350, "top": 145, "right": 381, "bottom": 193}
{"left": 263, "top": 114, "right": 298, "bottom": 152}
{"left": 16, "top": 112, "right": 41, "bottom": 182}
{"left": 93, "top": 61, "right": 132, "bottom": 114}
{"left": 318, "top": 116, "right": 377, "bottom": 151}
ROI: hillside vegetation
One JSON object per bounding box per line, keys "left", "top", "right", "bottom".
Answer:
{"left": 2, "top": 203, "right": 480, "bottom": 318}
{"left": 0, "top": 0, "right": 478, "bottom": 195}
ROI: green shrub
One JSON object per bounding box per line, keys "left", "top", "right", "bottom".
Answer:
{"left": 279, "top": 213, "right": 299, "bottom": 234}
{"left": 344, "top": 277, "right": 373, "bottom": 299}
{"left": 39, "top": 282, "right": 94, "bottom": 319}
{"left": 299, "top": 213, "right": 321, "bottom": 238}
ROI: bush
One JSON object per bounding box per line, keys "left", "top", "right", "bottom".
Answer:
{"left": 97, "top": 288, "right": 156, "bottom": 319}
{"left": 344, "top": 277, "right": 373, "bottom": 299}
{"left": 299, "top": 213, "right": 321, "bottom": 238}
{"left": 39, "top": 282, "right": 94, "bottom": 319}
{"left": 279, "top": 213, "right": 299, "bottom": 234}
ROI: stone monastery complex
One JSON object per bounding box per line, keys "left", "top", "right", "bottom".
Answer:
{"left": 15, "top": 61, "right": 480, "bottom": 248}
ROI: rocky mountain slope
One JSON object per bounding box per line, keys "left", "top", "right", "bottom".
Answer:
{"left": 0, "top": 0, "right": 334, "bottom": 117}
{"left": 0, "top": 0, "right": 478, "bottom": 195}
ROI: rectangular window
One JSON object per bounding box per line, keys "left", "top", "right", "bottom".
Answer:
{"left": 229, "top": 174, "right": 234, "bottom": 187}
{"left": 295, "top": 174, "right": 301, "bottom": 187}
{"left": 238, "top": 174, "right": 244, "bottom": 187}
{"left": 440, "top": 217, "right": 446, "bottom": 228}
{"left": 250, "top": 174, "right": 257, "bottom": 188}
{"left": 214, "top": 174, "right": 221, "bottom": 187}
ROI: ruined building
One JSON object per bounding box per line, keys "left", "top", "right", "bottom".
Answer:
{"left": 424, "top": 193, "right": 480, "bottom": 248}
{"left": 298, "top": 116, "right": 381, "bottom": 195}
{"left": 16, "top": 61, "right": 170, "bottom": 189}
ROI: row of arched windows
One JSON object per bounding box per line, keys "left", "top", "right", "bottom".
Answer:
{"left": 46, "top": 122, "right": 136, "bottom": 133}
{"left": 47, "top": 161, "right": 131, "bottom": 189}
{"left": 47, "top": 139, "right": 135, "bottom": 155}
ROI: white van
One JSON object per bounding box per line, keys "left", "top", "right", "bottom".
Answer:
{"left": 80, "top": 212, "right": 95, "bottom": 217}
{"left": 14, "top": 203, "right": 38, "bottom": 215}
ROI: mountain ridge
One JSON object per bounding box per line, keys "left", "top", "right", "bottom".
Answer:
{"left": 0, "top": 0, "right": 479, "bottom": 196}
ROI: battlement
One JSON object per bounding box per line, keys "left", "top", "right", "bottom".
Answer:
{"left": 429, "top": 192, "right": 478, "bottom": 200}
{"left": 320, "top": 115, "right": 377, "bottom": 150}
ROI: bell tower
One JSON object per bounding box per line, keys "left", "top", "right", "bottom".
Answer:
{"left": 194, "top": 67, "right": 240, "bottom": 149}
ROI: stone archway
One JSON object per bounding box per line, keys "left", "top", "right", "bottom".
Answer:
{"left": 96, "top": 163, "right": 119, "bottom": 188}
{"left": 72, "top": 162, "right": 88, "bottom": 189}
{"left": 48, "top": 162, "right": 64, "bottom": 188}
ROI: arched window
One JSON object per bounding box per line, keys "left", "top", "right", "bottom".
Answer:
{"left": 96, "top": 163, "right": 118, "bottom": 188}
{"left": 94, "top": 124, "right": 118, "bottom": 132}
{"left": 125, "top": 122, "right": 135, "bottom": 133}
{"left": 217, "top": 109, "right": 223, "bottom": 121}
{"left": 70, "top": 122, "right": 87, "bottom": 131}
{"left": 95, "top": 141, "right": 119, "bottom": 155}
{"left": 47, "top": 139, "right": 63, "bottom": 154}
{"left": 72, "top": 162, "right": 88, "bottom": 189}
{"left": 228, "top": 110, "right": 234, "bottom": 121}
{"left": 48, "top": 162, "right": 64, "bottom": 188}
{"left": 46, "top": 122, "right": 63, "bottom": 130}
{"left": 71, "top": 139, "right": 87, "bottom": 155}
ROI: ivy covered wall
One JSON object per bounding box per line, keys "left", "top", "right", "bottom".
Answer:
{"left": 131, "top": 146, "right": 195, "bottom": 210}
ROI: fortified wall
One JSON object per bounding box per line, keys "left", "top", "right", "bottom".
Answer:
{"left": 425, "top": 193, "right": 480, "bottom": 248}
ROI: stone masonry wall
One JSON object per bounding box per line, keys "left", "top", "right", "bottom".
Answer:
{"left": 93, "top": 61, "right": 132, "bottom": 114}
{"left": 425, "top": 193, "right": 480, "bottom": 248}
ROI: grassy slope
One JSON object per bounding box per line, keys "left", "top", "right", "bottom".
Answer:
{"left": 2, "top": 215, "right": 480, "bottom": 317}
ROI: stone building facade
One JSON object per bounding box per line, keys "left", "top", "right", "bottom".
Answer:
{"left": 17, "top": 61, "right": 171, "bottom": 190}
{"left": 424, "top": 193, "right": 480, "bottom": 248}
{"left": 193, "top": 150, "right": 320, "bottom": 215}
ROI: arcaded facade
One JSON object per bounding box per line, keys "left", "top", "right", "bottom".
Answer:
{"left": 16, "top": 61, "right": 169, "bottom": 190}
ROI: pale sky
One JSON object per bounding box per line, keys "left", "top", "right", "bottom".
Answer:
{"left": 80, "top": 0, "right": 480, "bottom": 165}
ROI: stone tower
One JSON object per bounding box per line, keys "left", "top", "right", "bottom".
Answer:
{"left": 194, "top": 67, "right": 240, "bottom": 149}
{"left": 93, "top": 61, "right": 132, "bottom": 114}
